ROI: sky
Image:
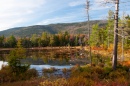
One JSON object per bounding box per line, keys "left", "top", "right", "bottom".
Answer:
{"left": 0, "top": 0, "right": 130, "bottom": 31}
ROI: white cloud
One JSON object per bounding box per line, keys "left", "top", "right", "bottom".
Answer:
{"left": 91, "top": 0, "right": 113, "bottom": 11}
{"left": 37, "top": 16, "right": 76, "bottom": 25}
{"left": 69, "top": 0, "right": 85, "bottom": 7}
{"left": 0, "top": 0, "right": 86, "bottom": 31}
{"left": 0, "top": 18, "right": 25, "bottom": 30}
{"left": 0, "top": 0, "right": 88, "bottom": 31}
{"left": 0, "top": 0, "right": 129, "bottom": 32}
{"left": 94, "top": 0, "right": 114, "bottom": 4}
{"left": 0, "top": 0, "right": 46, "bottom": 31}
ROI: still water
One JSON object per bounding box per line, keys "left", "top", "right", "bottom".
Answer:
{"left": 23, "top": 48, "right": 89, "bottom": 65}
{"left": 0, "top": 48, "right": 89, "bottom": 74}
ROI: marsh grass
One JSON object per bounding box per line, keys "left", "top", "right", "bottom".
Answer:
{"left": 0, "top": 66, "right": 38, "bottom": 84}
{"left": 0, "top": 64, "right": 130, "bottom": 86}
{"left": 40, "top": 64, "right": 130, "bottom": 86}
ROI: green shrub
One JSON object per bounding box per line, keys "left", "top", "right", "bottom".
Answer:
{"left": 62, "top": 68, "right": 70, "bottom": 74}
{"left": 25, "top": 68, "right": 38, "bottom": 80}
{"left": 0, "top": 66, "right": 12, "bottom": 83}
{"left": 103, "top": 67, "right": 113, "bottom": 76}
{"left": 98, "top": 63, "right": 104, "bottom": 67}
{"left": 40, "top": 78, "right": 68, "bottom": 86}
{"left": 42, "top": 67, "right": 57, "bottom": 73}
{"left": 7, "top": 47, "right": 30, "bottom": 76}
{"left": 68, "top": 76, "right": 94, "bottom": 86}
{"left": 109, "top": 71, "right": 122, "bottom": 79}
{"left": 93, "top": 66, "right": 104, "bottom": 74}
{"left": 0, "top": 66, "right": 38, "bottom": 83}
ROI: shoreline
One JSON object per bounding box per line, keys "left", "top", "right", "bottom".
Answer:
{"left": 0, "top": 46, "right": 81, "bottom": 51}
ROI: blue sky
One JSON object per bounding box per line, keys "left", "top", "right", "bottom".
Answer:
{"left": 0, "top": 0, "right": 130, "bottom": 31}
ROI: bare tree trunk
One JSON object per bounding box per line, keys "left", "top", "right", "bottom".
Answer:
{"left": 86, "top": 0, "right": 92, "bottom": 66}
{"left": 112, "top": 0, "right": 119, "bottom": 70}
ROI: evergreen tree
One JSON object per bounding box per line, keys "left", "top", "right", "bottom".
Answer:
{"left": 90, "top": 24, "right": 100, "bottom": 46}
{"left": 0, "top": 36, "right": 5, "bottom": 47}
{"left": 30, "top": 34, "right": 38, "bottom": 47}
{"left": 8, "top": 40, "right": 29, "bottom": 75}
{"left": 41, "top": 32, "right": 49, "bottom": 46}
{"left": 6, "top": 35, "right": 17, "bottom": 48}
{"left": 105, "top": 10, "right": 114, "bottom": 48}
{"left": 49, "top": 35, "right": 55, "bottom": 46}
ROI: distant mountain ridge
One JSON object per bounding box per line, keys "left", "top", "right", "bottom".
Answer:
{"left": 0, "top": 20, "right": 107, "bottom": 37}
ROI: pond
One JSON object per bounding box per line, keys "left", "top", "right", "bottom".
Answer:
{"left": 0, "top": 47, "right": 111, "bottom": 76}
{"left": 0, "top": 47, "right": 90, "bottom": 75}
{"left": 25, "top": 48, "right": 89, "bottom": 65}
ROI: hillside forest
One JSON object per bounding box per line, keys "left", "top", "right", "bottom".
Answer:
{"left": 0, "top": 11, "right": 130, "bottom": 49}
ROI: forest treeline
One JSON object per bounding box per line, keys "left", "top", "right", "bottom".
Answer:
{"left": 0, "top": 31, "right": 87, "bottom": 48}
{"left": 0, "top": 10, "right": 130, "bottom": 49}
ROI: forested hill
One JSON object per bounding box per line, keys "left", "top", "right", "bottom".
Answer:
{"left": 0, "top": 20, "right": 107, "bottom": 37}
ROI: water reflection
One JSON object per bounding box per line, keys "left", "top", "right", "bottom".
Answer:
{"left": 0, "top": 48, "right": 112, "bottom": 77}
{"left": 23, "top": 48, "right": 89, "bottom": 65}
{"left": 0, "top": 48, "right": 109, "bottom": 66}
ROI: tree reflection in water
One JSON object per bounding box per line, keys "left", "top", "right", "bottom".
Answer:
{"left": 23, "top": 48, "right": 89, "bottom": 65}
